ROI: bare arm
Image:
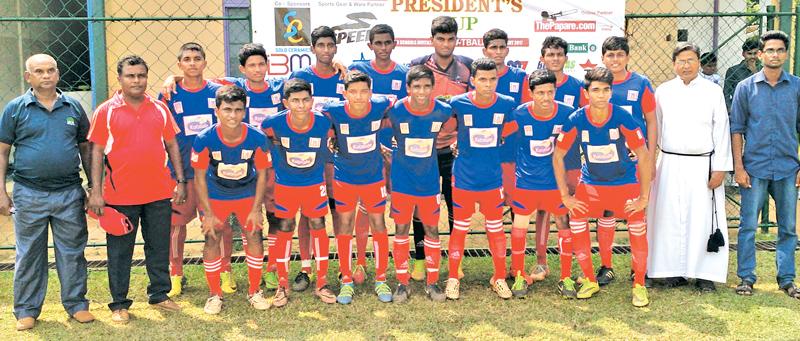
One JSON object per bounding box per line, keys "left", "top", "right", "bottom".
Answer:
{"left": 553, "top": 146, "right": 587, "bottom": 215}
{"left": 731, "top": 133, "right": 750, "bottom": 188}
{"left": 0, "top": 142, "right": 12, "bottom": 215}
{"left": 87, "top": 143, "right": 106, "bottom": 215}
{"left": 164, "top": 138, "right": 187, "bottom": 203}
{"left": 79, "top": 142, "right": 91, "bottom": 187}
{"left": 625, "top": 145, "right": 651, "bottom": 214}
{"left": 193, "top": 168, "right": 218, "bottom": 240}
{"left": 244, "top": 169, "right": 267, "bottom": 230}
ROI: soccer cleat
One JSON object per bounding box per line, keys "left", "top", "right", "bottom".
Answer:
{"left": 203, "top": 295, "right": 223, "bottom": 315}
{"left": 576, "top": 281, "right": 600, "bottom": 299}
{"left": 167, "top": 275, "right": 183, "bottom": 298}
{"left": 491, "top": 278, "right": 513, "bottom": 299}
{"left": 511, "top": 271, "right": 529, "bottom": 298}
{"left": 445, "top": 278, "right": 461, "bottom": 300}
{"left": 248, "top": 290, "right": 271, "bottom": 310}
{"left": 411, "top": 260, "right": 426, "bottom": 281}
{"left": 353, "top": 265, "right": 367, "bottom": 285}
{"left": 375, "top": 281, "right": 393, "bottom": 303}
{"left": 263, "top": 271, "right": 279, "bottom": 290}
{"left": 426, "top": 283, "right": 447, "bottom": 302}
{"left": 632, "top": 284, "right": 650, "bottom": 307}
{"left": 272, "top": 287, "right": 289, "bottom": 308}
{"left": 529, "top": 264, "right": 549, "bottom": 282}
{"left": 558, "top": 278, "right": 578, "bottom": 299}
{"left": 393, "top": 284, "right": 410, "bottom": 303}
{"left": 337, "top": 283, "right": 355, "bottom": 305}
{"left": 596, "top": 266, "right": 615, "bottom": 286}
{"left": 220, "top": 271, "right": 237, "bottom": 294}
{"left": 292, "top": 272, "right": 311, "bottom": 292}
{"left": 314, "top": 285, "right": 337, "bottom": 304}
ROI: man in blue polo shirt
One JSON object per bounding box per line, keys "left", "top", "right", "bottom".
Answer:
{"left": 0, "top": 54, "right": 94, "bottom": 331}
{"left": 731, "top": 30, "right": 800, "bottom": 299}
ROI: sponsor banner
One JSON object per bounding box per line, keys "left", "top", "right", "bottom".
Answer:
{"left": 252, "top": 0, "right": 624, "bottom": 78}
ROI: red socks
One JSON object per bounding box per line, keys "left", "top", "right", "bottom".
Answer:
{"left": 354, "top": 210, "right": 370, "bottom": 267}
{"left": 423, "top": 237, "right": 442, "bottom": 285}
{"left": 628, "top": 221, "right": 648, "bottom": 286}
{"left": 447, "top": 219, "right": 470, "bottom": 279}
{"left": 510, "top": 227, "right": 527, "bottom": 275}
{"left": 597, "top": 218, "right": 617, "bottom": 268}
{"left": 336, "top": 234, "right": 354, "bottom": 284}
{"left": 372, "top": 230, "right": 389, "bottom": 282}
{"left": 485, "top": 219, "right": 507, "bottom": 280}
{"left": 310, "top": 228, "right": 330, "bottom": 288}
{"left": 245, "top": 252, "right": 263, "bottom": 295}
{"left": 203, "top": 257, "right": 223, "bottom": 296}
{"left": 393, "top": 236, "right": 410, "bottom": 285}
{"left": 570, "top": 218, "right": 596, "bottom": 282}
{"left": 558, "top": 229, "right": 573, "bottom": 280}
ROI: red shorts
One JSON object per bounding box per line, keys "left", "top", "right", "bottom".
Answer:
{"left": 572, "top": 182, "right": 644, "bottom": 221}
{"left": 334, "top": 180, "right": 387, "bottom": 213}
{"left": 452, "top": 186, "right": 504, "bottom": 221}
{"left": 262, "top": 167, "right": 276, "bottom": 213}
{"left": 274, "top": 183, "right": 330, "bottom": 219}
{"left": 203, "top": 197, "right": 259, "bottom": 231}
{"left": 171, "top": 180, "right": 198, "bottom": 226}
{"left": 390, "top": 192, "right": 441, "bottom": 226}
{"left": 511, "top": 188, "right": 568, "bottom": 216}
{"left": 501, "top": 162, "right": 516, "bottom": 207}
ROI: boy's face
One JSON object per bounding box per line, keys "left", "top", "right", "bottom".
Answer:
{"left": 585, "top": 81, "right": 612, "bottom": 108}
{"left": 407, "top": 78, "right": 433, "bottom": 105}
{"left": 282, "top": 90, "right": 313, "bottom": 114}
{"left": 541, "top": 47, "right": 567, "bottom": 73}
{"left": 483, "top": 39, "right": 509, "bottom": 67}
{"left": 601, "top": 49, "right": 629, "bottom": 75}
{"left": 177, "top": 50, "right": 206, "bottom": 78}
{"left": 239, "top": 55, "right": 267, "bottom": 83}
{"left": 701, "top": 62, "right": 717, "bottom": 75}
{"left": 368, "top": 33, "right": 396, "bottom": 61}
{"left": 431, "top": 32, "right": 457, "bottom": 59}
{"left": 530, "top": 83, "right": 556, "bottom": 111}
{"left": 470, "top": 69, "right": 498, "bottom": 97}
{"left": 216, "top": 100, "right": 246, "bottom": 129}
{"left": 312, "top": 37, "right": 337, "bottom": 65}
{"left": 344, "top": 81, "right": 372, "bottom": 106}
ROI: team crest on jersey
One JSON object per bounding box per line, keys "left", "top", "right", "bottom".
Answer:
{"left": 431, "top": 121, "right": 442, "bottom": 133}
{"left": 271, "top": 93, "right": 281, "bottom": 105}
{"left": 211, "top": 151, "right": 222, "bottom": 160}
{"left": 609, "top": 128, "right": 620, "bottom": 140}
{"left": 336, "top": 83, "right": 345, "bottom": 94}
{"left": 346, "top": 134, "right": 376, "bottom": 154}
{"left": 627, "top": 90, "right": 639, "bottom": 101}
{"left": 509, "top": 82, "right": 520, "bottom": 93}
{"left": 280, "top": 137, "right": 291, "bottom": 148}
{"left": 241, "top": 149, "right": 253, "bottom": 159}
{"left": 530, "top": 138, "right": 555, "bottom": 157}
{"left": 173, "top": 101, "right": 184, "bottom": 114}
{"left": 493, "top": 113, "right": 504, "bottom": 125}
{"left": 371, "top": 120, "right": 381, "bottom": 132}
{"left": 207, "top": 98, "right": 216, "bottom": 109}
{"left": 400, "top": 122, "right": 410, "bottom": 134}
{"left": 66, "top": 117, "right": 77, "bottom": 126}
{"left": 469, "top": 127, "right": 498, "bottom": 148}
{"left": 392, "top": 80, "right": 402, "bottom": 90}
{"left": 581, "top": 130, "right": 590, "bottom": 142}
{"left": 587, "top": 144, "right": 620, "bottom": 163}
{"left": 464, "top": 114, "right": 473, "bottom": 127}
{"left": 339, "top": 123, "right": 350, "bottom": 135}
{"left": 524, "top": 125, "right": 533, "bottom": 136}
{"left": 552, "top": 125, "right": 563, "bottom": 134}
{"left": 309, "top": 137, "right": 321, "bottom": 148}
{"left": 183, "top": 114, "right": 213, "bottom": 136}
{"left": 286, "top": 151, "right": 316, "bottom": 168}
{"left": 217, "top": 162, "right": 248, "bottom": 180}
{"left": 404, "top": 137, "right": 433, "bottom": 158}
{"left": 562, "top": 95, "right": 575, "bottom": 107}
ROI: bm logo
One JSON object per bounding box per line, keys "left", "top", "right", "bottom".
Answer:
{"left": 274, "top": 8, "right": 310, "bottom": 46}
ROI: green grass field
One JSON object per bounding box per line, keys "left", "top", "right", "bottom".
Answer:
{"left": 1, "top": 252, "right": 799, "bottom": 340}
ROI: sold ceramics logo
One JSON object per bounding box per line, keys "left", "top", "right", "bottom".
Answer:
{"left": 275, "top": 8, "right": 311, "bottom": 46}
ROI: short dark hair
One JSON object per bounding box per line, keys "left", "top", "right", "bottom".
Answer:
{"left": 759, "top": 30, "right": 790, "bottom": 50}
{"left": 406, "top": 65, "right": 435, "bottom": 86}
{"left": 311, "top": 26, "right": 337, "bottom": 47}
{"left": 369, "top": 24, "right": 395, "bottom": 43}
{"left": 742, "top": 36, "right": 759, "bottom": 52}
{"left": 541, "top": 36, "right": 568, "bottom": 56}
{"left": 431, "top": 16, "right": 458, "bottom": 37}
{"left": 344, "top": 70, "right": 372, "bottom": 90}
{"left": 584, "top": 67, "right": 614, "bottom": 90}
{"left": 700, "top": 52, "right": 717, "bottom": 65}
{"left": 284, "top": 78, "right": 312, "bottom": 98}
{"left": 672, "top": 42, "right": 701, "bottom": 61}
{"left": 528, "top": 69, "right": 557, "bottom": 91}
{"left": 116, "top": 55, "right": 148, "bottom": 76}
{"left": 482, "top": 28, "right": 507, "bottom": 48}
{"left": 470, "top": 57, "right": 497, "bottom": 77}
{"left": 238, "top": 43, "right": 268, "bottom": 67}
{"left": 601, "top": 36, "right": 629, "bottom": 55}
{"left": 177, "top": 42, "right": 205, "bottom": 60}
{"left": 215, "top": 85, "right": 247, "bottom": 108}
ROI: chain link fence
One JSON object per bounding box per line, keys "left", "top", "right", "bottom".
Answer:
{"left": 0, "top": 0, "right": 786, "bottom": 265}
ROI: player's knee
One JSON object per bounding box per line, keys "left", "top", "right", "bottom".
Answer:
{"left": 309, "top": 217, "right": 326, "bottom": 230}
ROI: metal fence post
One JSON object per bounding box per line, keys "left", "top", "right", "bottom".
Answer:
{"left": 767, "top": 5, "right": 776, "bottom": 30}
{"left": 780, "top": 0, "right": 792, "bottom": 71}
{"left": 87, "top": 0, "right": 107, "bottom": 109}
{"left": 795, "top": 6, "right": 800, "bottom": 76}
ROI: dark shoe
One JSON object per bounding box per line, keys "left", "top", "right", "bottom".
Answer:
{"left": 664, "top": 277, "right": 689, "bottom": 288}
{"left": 596, "top": 266, "right": 615, "bottom": 286}
{"left": 695, "top": 279, "right": 716, "bottom": 293}
{"left": 393, "top": 284, "right": 410, "bottom": 303}
{"left": 292, "top": 272, "right": 311, "bottom": 292}
{"left": 735, "top": 280, "right": 754, "bottom": 296}
{"left": 425, "top": 283, "right": 446, "bottom": 302}
{"left": 780, "top": 282, "right": 800, "bottom": 299}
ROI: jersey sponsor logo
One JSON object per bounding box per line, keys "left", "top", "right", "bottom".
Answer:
{"left": 207, "top": 98, "right": 216, "bottom": 109}
{"left": 621, "top": 105, "right": 633, "bottom": 114}
{"left": 509, "top": 82, "right": 519, "bottom": 93}
{"left": 309, "top": 137, "right": 321, "bottom": 148}
{"left": 463, "top": 114, "right": 473, "bottom": 127}
{"left": 627, "top": 90, "right": 639, "bottom": 101}
{"left": 372, "top": 93, "right": 397, "bottom": 102}
{"left": 562, "top": 95, "right": 575, "bottom": 107}
{"left": 431, "top": 121, "right": 442, "bottom": 132}
{"left": 217, "top": 162, "right": 248, "bottom": 180}
{"left": 272, "top": 93, "right": 281, "bottom": 105}
{"left": 183, "top": 114, "right": 213, "bottom": 136}
{"left": 286, "top": 151, "right": 317, "bottom": 168}
{"left": 173, "top": 101, "right": 184, "bottom": 114}
{"left": 313, "top": 96, "right": 338, "bottom": 112}
{"left": 346, "top": 134, "right": 376, "bottom": 153}
{"left": 399, "top": 122, "right": 409, "bottom": 134}
{"left": 553, "top": 125, "right": 563, "bottom": 134}
{"left": 581, "top": 130, "right": 590, "bottom": 142}
{"left": 529, "top": 138, "right": 555, "bottom": 157}
{"left": 469, "top": 127, "right": 498, "bottom": 148}
{"left": 493, "top": 113, "right": 504, "bottom": 124}
{"left": 404, "top": 137, "right": 433, "bottom": 157}
{"left": 586, "top": 144, "right": 620, "bottom": 163}
{"left": 391, "top": 79, "right": 402, "bottom": 90}
{"left": 241, "top": 149, "right": 254, "bottom": 159}
{"left": 524, "top": 125, "right": 533, "bottom": 136}
{"left": 609, "top": 128, "right": 619, "bottom": 140}
{"left": 339, "top": 123, "right": 350, "bottom": 135}
{"left": 280, "top": 137, "right": 291, "bottom": 148}
{"left": 249, "top": 108, "right": 278, "bottom": 127}
{"left": 371, "top": 120, "right": 381, "bottom": 131}
{"left": 211, "top": 151, "right": 222, "bottom": 160}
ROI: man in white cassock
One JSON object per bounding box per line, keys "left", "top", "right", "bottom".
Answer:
{"left": 647, "top": 42, "right": 732, "bottom": 292}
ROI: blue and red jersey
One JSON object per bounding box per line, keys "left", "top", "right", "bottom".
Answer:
{"left": 610, "top": 71, "right": 656, "bottom": 135}
{"left": 387, "top": 98, "right": 453, "bottom": 196}
{"left": 506, "top": 101, "right": 573, "bottom": 190}
{"left": 191, "top": 123, "right": 270, "bottom": 200}
{"left": 289, "top": 66, "right": 345, "bottom": 112}
{"left": 348, "top": 60, "right": 408, "bottom": 102}
{"left": 159, "top": 80, "right": 222, "bottom": 180}
{"left": 556, "top": 104, "right": 646, "bottom": 186}
{"left": 556, "top": 74, "right": 585, "bottom": 171}
{"left": 495, "top": 66, "right": 528, "bottom": 163}
{"left": 261, "top": 110, "right": 332, "bottom": 187}
{"left": 218, "top": 77, "right": 284, "bottom": 128}
{"left": 324, "top": 97, "right": 392, "bottom": 185}
{"left": 450, "top": 91, "right": 517, "bottom": 191}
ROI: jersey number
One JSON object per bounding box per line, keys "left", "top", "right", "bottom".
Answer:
{"left": 320, "top": 184, "right": 327, "bottom": 197}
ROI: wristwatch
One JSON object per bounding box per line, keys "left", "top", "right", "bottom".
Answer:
{"left": 176, "top": 179, "right": 188, "bottom": 184}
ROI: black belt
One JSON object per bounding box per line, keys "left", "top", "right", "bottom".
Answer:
{"left": 659, "top": 149, "right": 713, "bottom": 157}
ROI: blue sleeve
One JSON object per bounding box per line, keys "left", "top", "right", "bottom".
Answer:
{"left": 617, "top": 108, "right": 641, "bottom": 131}
{"left": 729, "top": 81, "right": 749, "bottom": 134}
{"left": 191, "top": 132, "right": 206, "bottom": 153}
{"left": 0, "top": 101, "right": 17, "bottom": 145}
{"left": 75, "top": 101, "right": 90, "bottom": 143}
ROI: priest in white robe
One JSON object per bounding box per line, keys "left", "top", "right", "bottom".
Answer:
{"left": 647, "top": 43, "right": 733, "bottom": 291}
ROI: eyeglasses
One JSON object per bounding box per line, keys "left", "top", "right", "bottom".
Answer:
{"left": 675, "top": 59, "right": 698, "bottom": 66}
{"left": 763, "top": 48, "right": 787, "bottom": 55}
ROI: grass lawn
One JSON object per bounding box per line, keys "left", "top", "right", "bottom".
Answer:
{"left": 1, "top": 252, "right": 799, "bottom": 340}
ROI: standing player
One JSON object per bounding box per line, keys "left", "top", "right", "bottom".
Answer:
{"left": 192, "top": 85, "right": 270, "bottom": 314}
{"left": 347, "top": 24, "right": 408, "bottom": 284}
{"left": 158, "top": 42, "right": 222, "bottom": 297}
{"left": 553, "top": 67, "right": 652, "bottom": 307}
{"left": 324, "top": 71, "right": 393, "bottom": 304}
{"left": 409, "top": 16, "right": 474, "bottom": 281}
{"left": 262, "top": 79, "right": 336, "bottom": 306}
{"left": 446, "top": 58, "right": 517, "bottom": 300}
{"left": 503, "top": 70, "right": 575, "bottom": 298}
{"left": 596, "top": 36, "right": 657, "bottom": 286}
{"left": 387, "top": 65, "right": 451, "bottom": 302}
